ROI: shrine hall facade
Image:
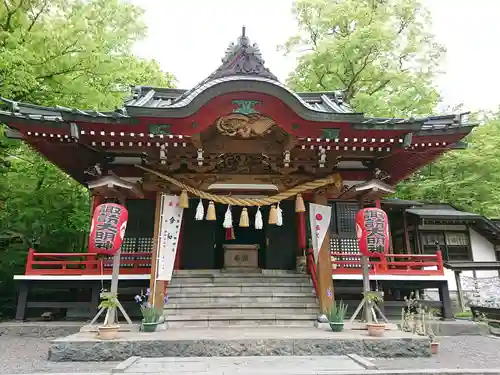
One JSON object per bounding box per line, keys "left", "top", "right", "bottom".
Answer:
{"left": 1, "top": 29, "right": 492, "bottom": 321}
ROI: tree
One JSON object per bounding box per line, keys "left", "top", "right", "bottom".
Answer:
{"left": 0, "top": 0, "right": 176, "bottom": 317}
{"left": 0, "top": 0, "right": 176, "bottom": 109}
{"left": 282, "top": 0, "right": 444, "bottom": 117}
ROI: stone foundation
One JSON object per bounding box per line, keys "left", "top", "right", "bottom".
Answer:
{"left": 49, "top": 328, "right": 431, "bottom": 361}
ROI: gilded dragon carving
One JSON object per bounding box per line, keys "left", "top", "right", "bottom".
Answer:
{"left": 216, "top": 113, "right": 275, "bottom": 138}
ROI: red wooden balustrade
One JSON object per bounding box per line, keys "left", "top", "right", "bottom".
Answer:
{"left": 24, "top": 248, "right": 152, "bottom": 276}
{"left": 23, "top": 249, "right": 444, "bottom": 277}
{"left": 305, "top": 248, "right": 318, "bottom": 296}
{"left": 331, "top": 250, "right": 444, "bottom": 276}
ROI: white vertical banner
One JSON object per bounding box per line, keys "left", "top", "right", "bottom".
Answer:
{"left": 309, "top": 203, "right": 332, "bottom": 264}
{"left": 156, "top": 194, "right": 184, "bottom": 281}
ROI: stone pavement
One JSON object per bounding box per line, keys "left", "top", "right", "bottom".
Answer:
{"left": 111, "top": 355, "right": 367, "bottom": 374}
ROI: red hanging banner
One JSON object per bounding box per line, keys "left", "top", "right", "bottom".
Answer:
{"left": 355, "top": 208, "right": 390, "bottom": 257}
{"left": 88, "top": 203, "right": 128, "bottom": 256}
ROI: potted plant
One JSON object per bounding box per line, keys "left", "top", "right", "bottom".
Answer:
{"left": 327, "top": 300, "right": 348, "bottom": 332}
{"left": 426, "top": 309, "right": 440, "bottom": 354}
{"left": 97, "top": 292, "right": 120, "bottom": 340}
{"left": 364, "top": 291, "right": 386, "bottom": 337}
{"left": 134, "top": 288, "right": 165, "bottom": 332}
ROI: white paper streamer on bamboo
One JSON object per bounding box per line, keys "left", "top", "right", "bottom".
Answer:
{"left": 223, "top": 206, "right": 233, "bottom": 228}
{"left": 255, "top": 207, "right": 263, "bottom": 230}
{"left": 276, "top": 203, "right": 283, "bottom": 227}
{"left": 195, "top": 199, "right": 204, "bottom": 221}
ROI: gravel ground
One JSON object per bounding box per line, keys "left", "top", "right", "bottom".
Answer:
{"left": 0, "top": 336, "right": 118, "bottom": 374}
{"left": 3, "top": 335, "right": 500, "bottom": 373}
{"left": 372, "top": 336, "right": 500, "bottom": 370}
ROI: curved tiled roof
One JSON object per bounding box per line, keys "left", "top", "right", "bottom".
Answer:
{"left": 125, "top": 76, "right": 353, "bottom": 114}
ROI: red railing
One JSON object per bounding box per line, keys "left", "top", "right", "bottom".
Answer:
{"left": 305, "top": 248, "right": 318, "bottom": 295}
{"left": 331, "top": 250, "right": 444, "bottom": 276}
{"left": 25, "top": 249, "right": 152, "bottom": 276}
{"left": 23, "top": 248, "right": 444, "bottom": 277}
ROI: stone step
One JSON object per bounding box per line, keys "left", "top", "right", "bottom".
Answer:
{"left": 166, "top": 307, "right": 318, "bottom": 316}
{"left": 164, "top": 313, "right": 317, "bottom": 328}
{"left": 169, "top": 276, "right": 311, "bottom": 284}
{"left": 167, "top": 283, "right": 314, "bottom": 294}
{"left": 165, "top": 301, "right": 318, "bottom": 308}
{"left": 164, "top": 302, "right": 318, "bottom": 316}
{"left": 167, "top": 292, "right": 317, "bottom": 304}
{"left": 172, "top": 269, "right": 302, "bottom": 276}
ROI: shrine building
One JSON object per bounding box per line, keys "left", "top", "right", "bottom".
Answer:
{"left": 2, "top": 29, "right": 494, "bottom": 326}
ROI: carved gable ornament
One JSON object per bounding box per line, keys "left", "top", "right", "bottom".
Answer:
{"left": 216, "top": 113, "right": 275, "bottom": 138}
{"left": 210, "top": 27, "right": 278, "bottom": 81}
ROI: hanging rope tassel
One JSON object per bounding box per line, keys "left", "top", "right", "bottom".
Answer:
{"left": 268, "top": 205, "right": 277, "bottom": 225}
{"left": 223, "top": 205, "right": 233, "bottom": 228}
{"left": 136, "top": 165, "right": 342, "bottom": 207}
{"left": 239, "top": 207, "right": 250, "bottom": 227}
{"left": 195, "top": 199, "right": 204, "bottom": 221}
{"left": 179, "top": 189, "right": 189, "bottom": 208}
{"left": 255, "top": 207, "right": 263, "bottom": 230}
{"left": 206, "top": 201, "right": 216, "bottom": 221}
{"left": 276, "top": 203, "right": 283, "bottom": 227}
{"left": 295, "top": 193, "right": 305, "bottom": 213}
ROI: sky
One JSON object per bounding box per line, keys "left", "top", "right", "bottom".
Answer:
{"left": 131, "top": 0, "right": 500, "bottom": 112}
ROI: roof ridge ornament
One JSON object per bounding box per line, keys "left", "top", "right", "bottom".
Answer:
{"left": 213, "top": 26, "right": 278, "bottom": 81}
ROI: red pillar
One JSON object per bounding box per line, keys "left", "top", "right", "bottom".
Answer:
{"left": 296, "top": 211, "right": 307, "bottom": 256}
{"left": 174, "top": 215, "right": 184, "bottom": 270}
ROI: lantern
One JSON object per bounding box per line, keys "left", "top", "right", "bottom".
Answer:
{"left": 355, "top": 207, "right": 390, "bottom": 257}
{"left": 88, "top": 203, "right": 128, "bottom": 256}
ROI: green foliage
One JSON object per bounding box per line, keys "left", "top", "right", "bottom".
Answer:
{"left": 0, "top": 0, "right": 176, "bottom": 319}
{"left": 282, "top": 0, "right": 443, "bottom": 117}
{"left": 327, "top": 300, "right": 348, "bottom": 322}
{"left": 363, "top": 291, "right": 383, "bottom": 303}
{"left": 283, "top": 0, "right": 500, "bottom": 220}
{"left": 98, "top": 292, "right": 119, "bottom": 310}
{"left": 455, "top": 310, "right": 472, "bottom": 319}
{"left": 0, "top": 0, "right": 176, "bottom": 109}
{"left": 396, "top": 111, "right": 500, "bottom": 218}
{"left": 140, "top": 305, "right": 162, "bottom": 324}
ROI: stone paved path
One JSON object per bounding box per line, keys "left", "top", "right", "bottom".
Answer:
{"left": 4, "top": 335, "right": 500, "bottom": 374}
{"left": 117, "top": 355, "right": 365, "bottom": 374}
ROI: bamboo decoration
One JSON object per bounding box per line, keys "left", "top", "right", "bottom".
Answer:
{"left": 295, "top": 193, "right": 305, "bottom": 213}
{"left": 239, "top": 207, "right": 250, "bottom": 227}
{"left": 206, "top": 201, "right": 216, "bottom": 221}
{"left": 179, "top": 189, "right": 189, "bottom": 208}
{"left": 268, "top": 205, "right": 277, "bottom": 225}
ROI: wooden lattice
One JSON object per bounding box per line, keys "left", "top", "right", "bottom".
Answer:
{"left": 330, "top": 202, "right": 362, "bottom": 269}
{"left": 103, "top": 237, "right": 153, "bottom": 269}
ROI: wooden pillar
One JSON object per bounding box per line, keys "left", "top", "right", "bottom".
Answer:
{"left": 314, "top": 192, "right": 334, "bottom": 313}
{"left": 438, "top": 281, "right": 454, "bottom": 320}
{"left": 15, "top": 281, "right": 29, "bottom": 321}
{"left": 403, "top": 211, "right": 412, "bottom": 254}
{"left": 90, "top": 194, "right": 104, "bottom": 216}
{"left": 149, "top": 192, "right": 166, "bottom": 309}
{"left": 297, "top": 211, "right": 307, "bottom": 256}
{"left": 455, "top": 270, "right": 465, "bottom": 311}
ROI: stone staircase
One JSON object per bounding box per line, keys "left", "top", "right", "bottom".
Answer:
{"left": 164, "top": 270, "right": 319, "bottom": 328}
